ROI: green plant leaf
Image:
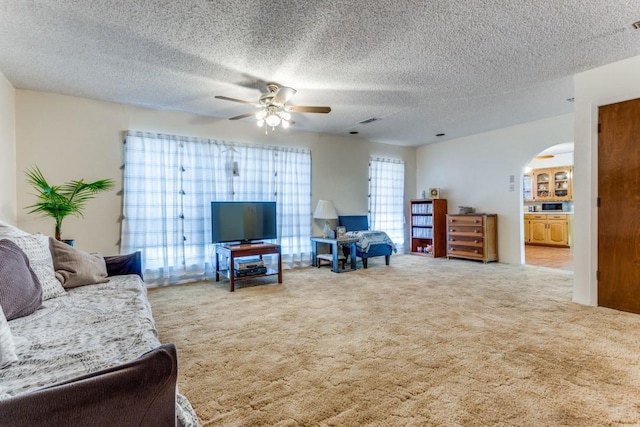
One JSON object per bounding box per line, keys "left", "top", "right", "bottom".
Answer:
{"left": 24, "top": 166, "right": 115, "bottom": 239}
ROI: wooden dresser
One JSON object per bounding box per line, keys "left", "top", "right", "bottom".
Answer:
{"left": 446, "top": 214, "right": 498, "bottom": 263}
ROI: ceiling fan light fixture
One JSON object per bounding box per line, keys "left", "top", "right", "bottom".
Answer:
{"left": 265, "top": 114, "right": 281, "bottom": 127}
{"left": 216, "top": 82, "right": 330, "bottom": 134}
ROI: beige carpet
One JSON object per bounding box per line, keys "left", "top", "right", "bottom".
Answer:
{"left": 148, "top": 255, "right": 640, "bottom": 426}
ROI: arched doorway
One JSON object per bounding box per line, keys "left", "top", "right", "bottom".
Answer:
{"left": 522, "top": 143, "right": 574, "bottom": 271}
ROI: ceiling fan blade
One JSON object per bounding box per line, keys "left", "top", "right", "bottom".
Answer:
{"left": 271, "top": 86, "right": 297, "bottom": 106}
{"left": 215, "top": 95, "right": 258, "bottom": 107}
{"left": 286, "top": 105, "right": 331, "bottom": 114}
{"left": 229, "top": 112, "right": 256, "bottom": 121}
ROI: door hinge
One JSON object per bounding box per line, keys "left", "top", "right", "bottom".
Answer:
{"left": 597, "top": 197, "right": 601, "bottom": 207}
{"left": 598, "top": 123, "right": 601, "bottom": 133}
{"left": 596, "top": 271, "right": 600, "bottom": 280}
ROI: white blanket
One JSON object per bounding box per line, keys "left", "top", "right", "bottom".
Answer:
{"left": 345, "top": 230, "right": 397, "bottom": 253}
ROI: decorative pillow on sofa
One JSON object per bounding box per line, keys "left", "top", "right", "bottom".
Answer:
{"left": 0, "top": 220, "right": 30, "bottom": 239}
{"left": 0, "top": 239, "right": 43, "bottom": 321}
{"left": 5, "top": 234, "right": 66, "bottom": 300}
{"left": 0, "top": 305, "right": 18, "bottom": 369}
{"left": 49, "top": 237, "right": 109, "bottom": 288}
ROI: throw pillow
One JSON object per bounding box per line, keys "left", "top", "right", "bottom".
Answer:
{"left": 0, "top": 239, "right": 43, "bottom": 321}
{"left": 49, "top": 237, "right": 109, "bottom": 288}
{"left": 0, "top": 305, "right": 18, "bottom": 369}
{"left": 0, "top": 220, "right": 30, "bottom": 239}
{"left": 6, "top": 234, "right": 66, "bottom": 300}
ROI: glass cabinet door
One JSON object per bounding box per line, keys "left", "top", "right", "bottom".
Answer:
{"left": 535, "top": 172, "right": 550, "bottom": 199}
{"left": 553, "top": 169, "right": 570, "bottom": 198}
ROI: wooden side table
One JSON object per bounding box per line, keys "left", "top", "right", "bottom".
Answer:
{"left": 310, "top": 236, "right": 358, "bottom": 273}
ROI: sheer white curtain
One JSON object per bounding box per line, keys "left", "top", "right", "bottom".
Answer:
{"left": 274, "top": 148, "right": 312, "bottom": 267}
{"left": 121, "top": 131, "right": 311, "bottom": 285}
{"left": 369, "top": 158, "right": 405, "bottom": 250}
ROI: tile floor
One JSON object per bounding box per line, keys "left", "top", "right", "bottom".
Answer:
{"left": 524, "top": 244, "right": 573, "bottom": 271}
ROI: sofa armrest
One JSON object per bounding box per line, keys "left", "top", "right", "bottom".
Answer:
{"left": 104, "top": 251, "right": 143, "bottom": 279}
{"left": 0, "top": 343, "right": 178, "bottom": 427}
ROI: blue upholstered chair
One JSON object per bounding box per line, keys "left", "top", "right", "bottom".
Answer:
{"left": 338, "top": 215, "right": 394, "bottom": 268}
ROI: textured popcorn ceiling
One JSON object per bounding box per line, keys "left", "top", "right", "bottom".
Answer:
{"left": 1, "top": 1, "right": 639, "bottom": 146}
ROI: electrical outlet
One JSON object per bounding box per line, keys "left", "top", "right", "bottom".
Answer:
{"left": 509, "top": 183, "right": 515, "bottom": 192}
{"left": 509, "top": 175, "right": 515, "bottom": 183}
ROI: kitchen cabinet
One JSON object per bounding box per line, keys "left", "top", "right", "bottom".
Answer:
{"left": 532, "top": 166, "right": 573, "bottom": 201}
{"left": 446, "top": 214, "right": 498, "bottom": 263}
{"left": 552, "top": 168, "right": 572, "bottom": 199}
{"left": 410, "top": 199, "right": 448, "bottom": 257}
{"left": 534, "top": 170, "right": 551, "bottom": 199}
{"left": 524, "top": 214, "right": 570, "bottom": 247}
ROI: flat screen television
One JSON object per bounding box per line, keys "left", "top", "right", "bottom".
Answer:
{"left": 211, "top": 201, "right": 277, "bottom": 244}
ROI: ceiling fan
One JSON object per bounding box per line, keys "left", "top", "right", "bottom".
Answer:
{"left": 215, "top": 82, "right": 331, "bottom": 131}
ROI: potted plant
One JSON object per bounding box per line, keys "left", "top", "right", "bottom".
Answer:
{"left": 25, "top": 166, "right": 115, "bottom": 242}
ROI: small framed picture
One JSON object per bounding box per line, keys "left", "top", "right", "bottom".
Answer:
{"left": 337, "top": 226, "right": 346, "bottom": 238}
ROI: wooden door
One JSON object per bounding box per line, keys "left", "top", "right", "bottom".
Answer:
{"left": 598, "top": 98, "right": 640, "bottom": 313}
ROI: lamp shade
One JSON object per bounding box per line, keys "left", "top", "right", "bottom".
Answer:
{"left": 313, "top": 200, "right": 338, "bottom": 220}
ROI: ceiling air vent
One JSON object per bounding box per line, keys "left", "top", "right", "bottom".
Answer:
{"left": 358, "top": 117, "right": 381, "bottom": 125}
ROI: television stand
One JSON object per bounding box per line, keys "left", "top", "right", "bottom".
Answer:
{"left": 215, "top": 243, "right": 282, "bottom": 292}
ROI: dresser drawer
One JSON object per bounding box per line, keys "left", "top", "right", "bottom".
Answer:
{"left": 448, "top": 215, "right": 484, "bottom": 226}
{"left": 448, "top": 246, "right": 484, "bottom": 259}
{"left": 447, "top": 226, "right": 483, "bottom": 237}
{"left": 448, "top": 235, "right": 484, "bottom": 247}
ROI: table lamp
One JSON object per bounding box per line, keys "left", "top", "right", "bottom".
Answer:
{"left": 313, "top": 200, "right": 338, "bottom": 238}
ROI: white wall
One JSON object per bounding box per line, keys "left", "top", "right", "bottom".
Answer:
{"left": 15, "top": 90, "right": 416, "bottom": 254}
{"left": 573, "top": 55, "right": 640, "bottom": 306}
{"left": 527, "top": 151, "right": 573, "bottom": 169}
{"left": 0, "top": 72, "right": 16, "bottom": 224}
{"left": 416, "top": 114, "right": 574, "bottom": 265}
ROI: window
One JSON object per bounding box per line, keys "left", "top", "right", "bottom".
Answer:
{"left": 369, "top": 158, "right": 405, "bottom": 250}
{"left": 121, "top": 131, "right": 311, "bottom": 285}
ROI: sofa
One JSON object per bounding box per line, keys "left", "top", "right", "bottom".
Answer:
{"left": 338, "top": 215, "right": 396, "bottom": 268}
{"left": 0, "top": 221, "right": 199, "bottom": 426}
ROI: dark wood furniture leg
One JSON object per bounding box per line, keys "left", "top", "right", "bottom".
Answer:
{"left": 229, "top": 251, "right": 236, "bottom": 292}
{"left": 277, "top": 247, "right": 282, "bottom": 284}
